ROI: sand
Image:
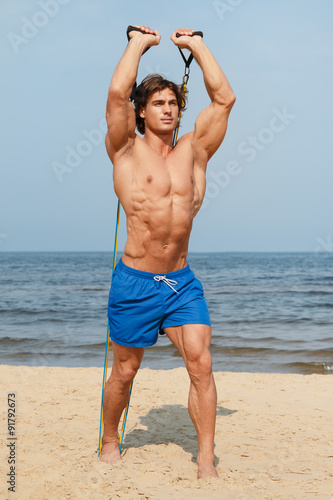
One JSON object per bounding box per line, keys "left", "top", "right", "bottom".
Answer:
{"left": 0, "top": 365, "right": 332, "bottom": 499}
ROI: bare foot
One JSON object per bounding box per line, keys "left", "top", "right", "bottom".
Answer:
{"left": 100, "top": 442, "right": 122, "bottom": 465}
{"left": 197, "top": 459, "right": 219, "bottom": 479}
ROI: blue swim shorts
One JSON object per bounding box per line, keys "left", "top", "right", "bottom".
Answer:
{"left": 107, "top": 259, "right": 211, "bottom": 347}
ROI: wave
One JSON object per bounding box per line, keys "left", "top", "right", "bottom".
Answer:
{"left": 283, "top": 362, "right": 333, "bottom": 374}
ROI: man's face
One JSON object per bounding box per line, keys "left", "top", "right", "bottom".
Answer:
{"left": 140, "top": 88, "right": 179, "bottom": 135}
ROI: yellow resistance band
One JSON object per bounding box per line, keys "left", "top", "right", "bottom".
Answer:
{"left": 98, "top": 200, "right": 120, "bottom": 456}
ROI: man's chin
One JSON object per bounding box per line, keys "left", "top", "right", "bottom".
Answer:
{"left": 147, "top": 123, "right": 175, "bottom": 136}
{"left": 159, "top": 123, "right": 174, "bottom": 130}
{"left": 157, "top": 123, "right": 175, "bottom": 133}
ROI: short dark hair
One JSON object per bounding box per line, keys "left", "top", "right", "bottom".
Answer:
{"left": 133, "top": 74, "right": 187, "bottom": 135}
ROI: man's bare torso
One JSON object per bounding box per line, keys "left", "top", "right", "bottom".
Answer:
{"left": 112, "top": 134, "right": 206, "bottom": 273}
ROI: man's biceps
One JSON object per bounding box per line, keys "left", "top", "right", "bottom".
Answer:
{"left": 194, "top": 104, "right": 223, "bottom": 136}
{"left": 193, "top": 115, "right": 211, "bottom": 142}
{"left": 194, "top": 119, "right": 229, "bottom": 159}
{"left": 107, "top": 103, "right": 127, "bottom": 124}
{"left": 197, "top": 108, "right": 229, "bottom": 139}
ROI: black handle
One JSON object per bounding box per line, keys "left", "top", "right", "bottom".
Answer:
{"left": 175, "top": 31, "right": 203, "bottom": 71}
{"left": 176, "top": 31, "right": 203, "bottom": 38}
{"left": 126, "top": 25, "right": 156, "bottom": 42}
{"left": 126, "top": 25, "right": 157, "bottom": 101}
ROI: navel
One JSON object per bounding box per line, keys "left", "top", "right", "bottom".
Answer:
{"left": 147, "top": 175, "right": 153, "bottom": 183}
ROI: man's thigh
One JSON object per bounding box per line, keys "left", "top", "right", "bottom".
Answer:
{"left": 163, "top": 324, "right": 212, "bottom": 363}
{"left": 111, "top": 341, "right": 145, "bottom": 374}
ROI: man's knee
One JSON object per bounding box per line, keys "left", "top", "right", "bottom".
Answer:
{"left": 112, "top": 359, "right": 141, "bottom": 385}
{"left": 186, "top": 350, "right": 213, "bottom": 383}
{"left": 111, "top": 343, "right": 143, "bottom": 385}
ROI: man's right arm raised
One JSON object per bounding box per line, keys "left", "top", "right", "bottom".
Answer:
{"left": 105, "top": 26, "right": 160, "bottom": 161}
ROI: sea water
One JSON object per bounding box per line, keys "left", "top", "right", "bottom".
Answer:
{"left": 0, "top": 252, "right": 332, "bottom": 374}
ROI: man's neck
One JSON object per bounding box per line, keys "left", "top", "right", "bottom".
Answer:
{"left": 142, "top": 129, "right": 174, "bottom": 158}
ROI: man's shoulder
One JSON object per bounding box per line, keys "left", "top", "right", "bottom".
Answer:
{"left": 176, "top": 131, "right": 206, "bottom": 162}
{"left": 171, "top": 132, "right": 194, "bottom": 154}
{"left": 176, "top": 131, "right": 194, "bottom": 145}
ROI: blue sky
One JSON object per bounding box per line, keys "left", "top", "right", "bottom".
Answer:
{"left": 1, "top": 0, "right": 332, "bottom": 252}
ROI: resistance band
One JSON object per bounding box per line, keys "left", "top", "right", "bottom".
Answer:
{"left": 98, "top": 26, "right": 202, "bottom": 457}
{"left": 173, "top": 30, "right": 203, "bottom": 146}
{"left": 98, "top": 199, "right": 120, "bottom": 456}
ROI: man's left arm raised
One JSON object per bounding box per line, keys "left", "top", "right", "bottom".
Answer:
{"left": 171, "top": 29, "right": 236, "bottom": 163}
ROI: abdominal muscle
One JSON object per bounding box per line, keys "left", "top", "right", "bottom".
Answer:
{"left": 121, "top": 192, "right": 195, "bottom": 273}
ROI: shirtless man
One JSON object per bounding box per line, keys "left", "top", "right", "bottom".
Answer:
{"left": 101, "top": 25, "right": 235, "bottom": 479}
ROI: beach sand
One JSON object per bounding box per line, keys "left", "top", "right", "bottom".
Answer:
{"left": 1, "top": 365, "right": 332, "bottom": 499}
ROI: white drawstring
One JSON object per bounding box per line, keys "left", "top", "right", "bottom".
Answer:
{"left": 154, "top": 275, "right": 179, "bottom": 294}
